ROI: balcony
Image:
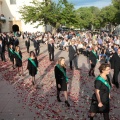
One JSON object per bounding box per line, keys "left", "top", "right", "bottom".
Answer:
{"left": 0, "top": 14, "right": 6, "bottom": 23}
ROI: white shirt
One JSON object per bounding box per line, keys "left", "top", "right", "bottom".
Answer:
{"left": 77, "top": 44, "right": 83, "bottom": 49}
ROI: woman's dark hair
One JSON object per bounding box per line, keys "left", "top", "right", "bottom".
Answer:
{"left": 99, "top": 63, "right": 110, "bottom": 73}
{"left": 30, "top": 51, "right": 36, "bottom": 57}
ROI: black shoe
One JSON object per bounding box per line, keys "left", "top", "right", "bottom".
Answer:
{"left": 70, "top": 66, "right": 73, "bottom": 70}
{"left": 89, "top": 72, "right": 91, "bottom": 76}
{"left": 57, "top": 96, "right": 62, "bottom": 102}
{"left": 65, "top": 101, "right": 70, "bottom": 107}
{"left": 91, "top": 71, "right": 95, "bottom": 77}
{"left": 88, "top": 115, "right": 94, "bottom": 120}
{"left": 92, "top": 73, "right": 95, "bottom": 77}
{"left": 116, "top": 84, "right": 119, "bottom": 88}
{"left": 90, "top": 117, "right": 93, "bottom": 120}
{"left": 70, "top": 68, "right": 73, "bottom": 70}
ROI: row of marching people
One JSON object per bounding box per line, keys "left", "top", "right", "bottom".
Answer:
{"left": 87, "top": 44, "right": 120, "bottom": 120}
{"left": 6, "top": 43, "right": 38, "bottom": 86}
{"left": 89, "top": 44, "right": 120, "bottom": 89}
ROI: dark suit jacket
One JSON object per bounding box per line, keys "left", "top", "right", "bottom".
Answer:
{"left": 14, "top": 39, "right": 19, "bottom": 46}
{"left": 110, "top": 52, "right": 120, "bottom": 69}
{"left": 54, "top": 65, "right": 66, "bottom": 85}
{"left": 68, "top": 45, "right": 77, "bottom": 61}
{"left": 9, "top": 37, "right": 15, "bottom": 45}
{"left": 34, "top": 40, "right": 40, "bottom": 48}
{"left": 89, "top": 51, "right": 98, "bottom": 65}
{"left": 48, "top": 43, "right": 54, "bottom": 53}
{"left": 6, "top": 36, "right": 11, "bottom": 47}
{"left": 0, "top": 43, "right": 5, "bottom": 53}
{"left": 25, "top": 39, "right": 30, "bottom": 47}
{"left": 1, "top": 36, "right": 6, "bottom": 46}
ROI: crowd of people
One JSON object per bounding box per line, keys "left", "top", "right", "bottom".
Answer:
{"left": 0, "top": 30, "right": 120, "bottom": 120}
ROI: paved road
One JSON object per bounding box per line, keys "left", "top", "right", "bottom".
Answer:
{"left": 0, "top": 37, "right": 120, "bottom": 120}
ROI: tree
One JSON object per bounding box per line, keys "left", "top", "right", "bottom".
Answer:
{"left": 76, "top": 7, "right": 101, "bottom": 29}
{"left": 19, "top": 0, "right": 55, "bottom": 27}
{"left": 100, "top": 5, "right": 117, "bottom": 26}
{"left": 112, "top": 0, "right": 120, "bottom": 24}
{"left": 89, "top": 6, "right": 101, "bottom": 29}
{"left": 19, "top": 0, "right": 77, "bottom": 31}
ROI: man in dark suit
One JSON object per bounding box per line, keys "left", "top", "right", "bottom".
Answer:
{"left": 1, "top": 33, "right": 7, "bottom": 50}
{"left": 0, "top": 39, "right": 6, "bottom": 62}
{"left": 48, "top": 39, "right": 54, "bottom": 61}
{"left": 111, "top": 47, "right": 120, "bottom": 88}
{"left": 6, "top": 34, "right": 11, "bottom": 48}
{"left": 34, "top": 37, "right": 40, "bottom": 56}
{"left": 14, "top": 36, "right": 19, "bottom": 47}
{"left": 68, "top": 40, "right": 79, "bottom": 70}
{"left": 25, "top": 37, "right": 30, "bottom": 53}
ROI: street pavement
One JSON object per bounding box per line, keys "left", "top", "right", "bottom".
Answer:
{"left": 0, "top": 37, "right": 120, "bottom": 120}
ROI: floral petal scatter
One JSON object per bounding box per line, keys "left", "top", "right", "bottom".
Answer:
{"left": 0, "top": 49, "right": 119, "bottom": 120}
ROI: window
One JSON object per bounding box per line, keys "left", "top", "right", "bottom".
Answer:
{"left": 10, "top": 0, "right": 16, "bottom": 4}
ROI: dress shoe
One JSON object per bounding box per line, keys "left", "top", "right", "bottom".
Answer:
{"left": 89, "top": 73, "right": 91, "bottom": 76}
{"left": 65, "top": 100, "right": 70, "bottom": 107}
{"left": 116, "top": 84, "right": 119, "bottom": 88}
{"left": 57, "top": 96, "right": 62, "bottom": 102}
{"left": 92, "top": 73, "right": 95, "bottom": 77}
{"left": 75, "top": 68, "right": 80, "bottom": 70}
{"left": 70, "top": 67, "right": 73, "bottom": 70}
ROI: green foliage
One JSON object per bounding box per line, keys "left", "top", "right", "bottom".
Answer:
{"left": 76, "top": 6, "right": 101, "bottom": 29}
{"left": 100, "top": 5, "right": 117, "bottom": 26}
{"left": 112, "top": 0, "right": 120, "bottom": 24}
{"left": 18, "top": 0, "right": 120, "bottom": 30}
{"left": 19, "top": 0, "right": 77, "bottom": 29}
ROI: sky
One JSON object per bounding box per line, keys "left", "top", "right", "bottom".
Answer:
{"left": 53, "top": 0, "right": 112, "bottom": 9}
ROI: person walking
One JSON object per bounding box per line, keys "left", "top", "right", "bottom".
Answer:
{"left": 110, "top": 47, "right": 120, "bottom": 88}
{"left": 89, "top": 63, "right": 111, "bottom": 120}
{"left": 0, "top": 39, "right": 6, "bottom": 62}
{"left": 27, "top": 51, "right": 38, "bottom": 86}
{"left": 34, "top": 37, "right": 40, "bottom": 56}
{"left": 54, "top": 57, "right": 70, "bottom": 107}
{"left": 48, "top": 39, "right": 54, "bottom": 61}
{"left": 25, "top": 37, "right": 30, "bottom": 53}
{"left": 8, "top": 44, "right": 15, "bottom": 69}
{"left": 68, "top": 40, "right": 79, "bottom": 70}
{"left": 89, "top": 45, "right": 98, "bottom": 76}
{"left": 14, "top": 46, "right": 23, "bottom": 76}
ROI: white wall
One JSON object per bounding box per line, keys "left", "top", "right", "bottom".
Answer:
{"left": 1, "top": 0, "right": 47, "bottom": 32}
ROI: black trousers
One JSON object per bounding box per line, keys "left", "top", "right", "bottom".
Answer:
{"left": 112, "top": 68, "right": 120, "bottom": 85}
{"left": 49, "top": 52, "right": 54, "bottom": 61}
{"left": 0, "top": 52, "right": 6, "bottom": 61}
{"left": 79, "top": 48, "right": 84, "bottom": 54}
{"left": 89, "top": 64, "right": 96, "bottom": 75}
{"left": 70, "top": 56, "right": 78, "bottom": 69}
{"left": 35, "top": 47, "right": 40, "bottom": 56}
{"left": 26, "top": 46, "right": 30, "bottom": 53}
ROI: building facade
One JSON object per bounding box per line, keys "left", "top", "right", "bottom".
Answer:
{"left": 0, "top": 0, "right": 52, "bottom": 33}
